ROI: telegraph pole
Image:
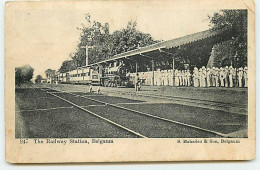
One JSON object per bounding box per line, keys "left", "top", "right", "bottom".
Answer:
{"left": 80, "top": 45, "right": 94, "bottom": 66}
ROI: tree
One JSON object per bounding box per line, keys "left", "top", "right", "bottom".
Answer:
{"left": 15, "top": 68, "right": 22, "bottom": 86}
{"left": 73, "top": 13, "right": 111, "bottom": 65}
{"left": 45, "top": 68, "right": 56, "bottom": 83}
{"left": 45, "top": 69, "right": 56, "bottom": 79}
{"left": 60, "top": 13, "right": 158, "bottom": 70}
{"left": 35, "top": 75, "right": 43, "bottom": 83}
{"left": 110, "top": 21, "right": 157, "bottom": 55}
{"left": 15, "top": 64, "right": 34, "bottom": 85}
{"left": 208, "top": 10, "right": 247, "bottom": 67}
{"left": 59, "top": 60, "right": 76, "bottom": 73}
{"left": 21, "top": 65, "right": 34, "bottom": 82}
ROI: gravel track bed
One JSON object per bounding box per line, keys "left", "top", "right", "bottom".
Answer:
{"left": 53, "top": 93, "right": 103, "bottom": 106}
{"left": 87, "top": 106, "right": 220, "bottom": 138}
{"left": 120, "top": 103, "right": 247, "bottom": 135}
{"left": 16, "top": 108, "right": 138, "bottom": 138}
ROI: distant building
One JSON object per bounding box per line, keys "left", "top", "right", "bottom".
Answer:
{"left": 41, "top": 79, "right": 47, "bottom": 83}
{"left": 46, "top": 70, "right": 56, "bottom": 83}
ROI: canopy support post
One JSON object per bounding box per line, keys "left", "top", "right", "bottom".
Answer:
{"left": 135, "top": 61, "right": 138, "bottom": 74}
{"left": 152, "top": 60, "right": 155, "bottom": 86}
{"left": 172, "top": 57, "right": 175, "bottom": 86}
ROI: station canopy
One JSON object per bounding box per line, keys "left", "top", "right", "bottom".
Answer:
{"left": 87, "top": 26, "right": 234, "bottom": 71}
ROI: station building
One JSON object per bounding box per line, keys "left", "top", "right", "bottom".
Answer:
{"left": 88, "top": 27, "right": 235, "bottom": 86}
{"left": 57, "top": 26, "right": 247, "bottom": 87}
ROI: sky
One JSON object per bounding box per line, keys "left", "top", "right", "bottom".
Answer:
{"left": 6, "top": 0, "right": 224, "bottom": 78}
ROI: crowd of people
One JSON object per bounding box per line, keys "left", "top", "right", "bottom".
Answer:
{"left": 133, "top": 66, "right": 248, "bottom": 88}
{"left": 176, "top": 66, "right": 248, "bottom": 88}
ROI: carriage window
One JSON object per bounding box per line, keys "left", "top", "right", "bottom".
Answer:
{"left": 92, "top": 75, "right": 98, "bottom": 79}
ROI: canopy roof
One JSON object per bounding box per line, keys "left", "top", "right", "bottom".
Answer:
{"left": 83, "top": 26, "right": 233, "bottom": 67}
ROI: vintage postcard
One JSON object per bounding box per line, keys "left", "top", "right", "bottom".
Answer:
{"left": 5, "top": 0, "right": 255, "bottom": 163}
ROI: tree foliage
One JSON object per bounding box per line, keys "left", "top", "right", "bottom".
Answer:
{"left": 59, "top": 13, "right": 158, "bottom": 72}
{"left": 45, "top": 69, "right": 56, "bottom": 78}
{"left": 208, "top": 10, "right": 247, "bottom": 67}
{"left": 59, "top": 60, "right": 76, "bottom": 73}
{"left": 110, "top": 21, "right": 156, "bottom": 55}
{"left": 35, "top": 75, "right": 43, "bottom": 83}
{"left": 15, "top": 65, "right": 34, "bottom": 85}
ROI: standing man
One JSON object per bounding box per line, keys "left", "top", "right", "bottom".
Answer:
{"left": 234, "top": 68, "right": 237, "bottom": 87}
{"left": 167, "top": 70, "right": 172, "bottom": 86}
{"left": 206, "top": 68, "right": 211, "bottom": 87}
{"left": 193, "top": 67, "right": 199, "bottom": 87}
{"left": 179, "top": 70, "right": 183, "bottom": 86}
{"left": 244, "top": 67, "right": 248, "bottom": 87}
{"left": 162, "top": 70, "right": 165, "bottom": 86}
{"left": 224, "top": 66, "right": 229, "bottom": 88}
{"left": 229, "top": 66, "right": 234, "bottom": 87}
{"left": 89, "top": 84, "right": 93, "bottom": 93}
{"left": 135, "top": 73, "right": 140, "bottom": 91}
{"left": 219, "top": 67, "right": 225, "bottom": 87}
{"left": 187, "top": 69, "right": 191, "bottom": 86}
{"left": 202, "top": 66, "right": 206, "bottom": 87}
{"left": 199, "top": 68, "right": 203, "bottom": 87}
{"left": 97, "top": 85, "right": 101, "bottom": 94}
{"left": 238, "top": 68, "right": 243, "bottom": 88}
{"left": 154, "top": 70, "right": 158, "bottom": 86}
{"left": 164, "top": 70, "right": 168, "bottom": 86}
{"left": 183, "top": 70, "right": 186, "bottom": 86}
{"left": 211, "top": 67, "right": 216, "bottom": 87}
{"left": 169, "top": 69, "right": 174, "bottom": 86}
{"left": 182, "top": 70, "right": 185, "bottom": 86}
{"left": 156, "top": 69, "right": 161, "bottom": 86}
{"left": 184, "top": 70, "right": 187, "bottom": 86}
{"left": 215, "top": 67, "right": 220, "bottom": 87}
{"left": 174, "top": 69, "right": 179, "bottom": 86}
{"left": 166, "top": 70, "right": 170, "bottom": 86}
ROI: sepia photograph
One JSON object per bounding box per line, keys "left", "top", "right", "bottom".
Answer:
{"left": 14, "top": 7, "right": 248, "bottom": 139}
{"left": 5, "top": 0, "right": 255, "bottom": 163}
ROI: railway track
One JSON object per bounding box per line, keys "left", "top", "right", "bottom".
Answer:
{"left": 40, "top": 89, "right": 146, "bottom": 138}
{"left": 42, "top": 87, "right": 228, "bottom": 138}
{"left": 101, "top": 90, "right": 247, "bottom": 115}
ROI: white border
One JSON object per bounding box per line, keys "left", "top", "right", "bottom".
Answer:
{"left": 0, "top": 0, "right": 259, "bottom": 170}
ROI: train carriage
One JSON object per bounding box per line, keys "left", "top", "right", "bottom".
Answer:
{"left": 59, "top": 66, "right": 100, "bottom": 85}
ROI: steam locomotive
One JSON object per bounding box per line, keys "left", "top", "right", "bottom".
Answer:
{"left": 57, "top": 61, "right": 135, "bottom": 87}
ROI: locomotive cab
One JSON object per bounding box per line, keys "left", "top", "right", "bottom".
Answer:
{"left": 100, "top": 62, "right": 134, "bottom": 88}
